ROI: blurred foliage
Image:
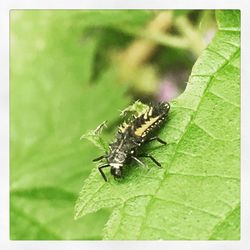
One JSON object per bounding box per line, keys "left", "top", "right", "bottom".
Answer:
{"left": 9, "top": 10, "right": 239, "bottom": 240}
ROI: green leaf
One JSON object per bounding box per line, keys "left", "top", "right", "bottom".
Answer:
{"left": 119, "top": 100, "right": 149, "bottom": 117}
{"left": 80, "top": 121, "right": 109, "bottom": 151}
{"left": 10, "top": 10, "right": 134, "bottom": 240}
{"left": 75, "top": 10, "right": 240, "bottom": 240}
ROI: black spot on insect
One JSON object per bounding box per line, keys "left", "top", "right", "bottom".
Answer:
{"left": 93, "top": 102, "right": 170, "bottom": 181}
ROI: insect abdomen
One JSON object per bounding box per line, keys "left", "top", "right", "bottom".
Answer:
{"left": 133, "top": 102, "right": 170, "bottom": 138}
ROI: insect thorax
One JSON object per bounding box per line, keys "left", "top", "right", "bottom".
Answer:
{"left": 108, "top": 135, "right": 135, "bottom": 164}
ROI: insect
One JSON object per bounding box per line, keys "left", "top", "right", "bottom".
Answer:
{"left": 93, "top": 102, "right": 170, "bottom": 181}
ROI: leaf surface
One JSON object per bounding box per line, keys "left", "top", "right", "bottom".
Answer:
{"left": 75, "top": 10, "right": 240, "bottom": 240}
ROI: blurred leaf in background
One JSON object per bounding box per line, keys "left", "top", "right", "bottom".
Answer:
{"left": 10, "top": 10, "right": 234, "bottom": 240}
{"left": 10, "top": 10, "right": 136, "bottom": 239}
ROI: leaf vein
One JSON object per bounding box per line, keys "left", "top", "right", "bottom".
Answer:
{"left": 154, "top": 197, "right": 222, "bottom": 219}
{"left": 208, "top": 203, "right": 240, "bottom": 239}
{"left": 168, "top": 172, "right": 240, "bottom": 181}
{"left": 208, "top": 90, "right": 240, "bottom": 108}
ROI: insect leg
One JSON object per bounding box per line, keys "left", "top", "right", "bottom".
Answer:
{"left": 131, "top": 156, "right": 148, "bottom": 169}
{"left": 98, "top": 164, "right": 110, "bottom": 182}
{"left": 93, "top": 155, "right": 106, "bottom": 162}
{"left": 137, "top": 154, "right": 162, "bottom": 167}
{"left": 147, "top": 136, "right": 167, "bottom": 145}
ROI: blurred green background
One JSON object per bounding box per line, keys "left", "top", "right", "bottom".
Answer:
{"left": 10, "top": 10, "right": 216, "bottom": 240}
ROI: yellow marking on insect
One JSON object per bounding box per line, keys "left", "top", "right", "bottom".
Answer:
{"left": 148, "top": 107, "right": 153, "bottom": 116}
{"left": 118, "top": 122, "right": 129, "bottom": 133}
{"left": 143, "top": 107, "right": 153, "bottom": 120}
{"left": 134, "top": 116, "right": 160, "bottom": 137}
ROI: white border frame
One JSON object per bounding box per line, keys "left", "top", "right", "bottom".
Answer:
{"left": 1, "top": 1, "right": 249, "bottom": 249}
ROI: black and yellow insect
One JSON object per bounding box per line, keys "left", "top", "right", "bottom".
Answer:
{"left": 93, "top": 102, "right": 170, "bottom": 181}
